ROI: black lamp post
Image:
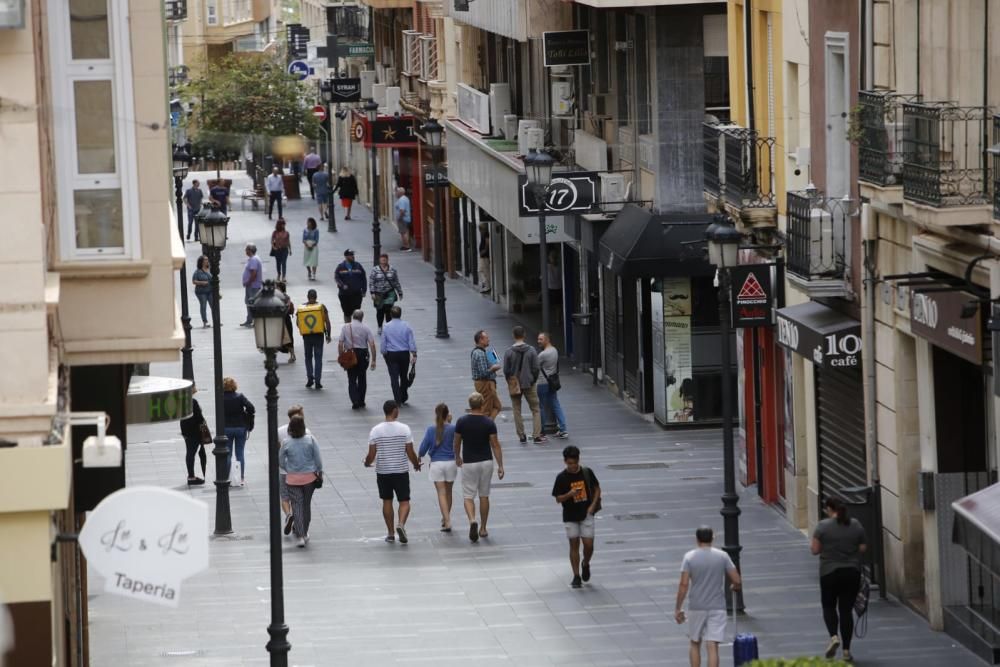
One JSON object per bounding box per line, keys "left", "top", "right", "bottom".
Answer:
{"left": 248, "top": 280, "right": 292, "bottom": 667}
{"left": 196, "top": 205, "right": 233, "bottom": 536}
{"left": 705, "top": 215, "right": 745, "bottom": 612}
{"left": 173, "top": 145, "right": 194, "bottom": 381}
{"left": 524, "top": 148, "right": 555, "bottom": 336}
{"left": 320, "top": 81, "right": 337, "bottom": 233}
{"left": 365, "top": 99, "right": 381, "bottom": 266}
{"left": 422, "top": 118, "right": 449, "bottom": 338}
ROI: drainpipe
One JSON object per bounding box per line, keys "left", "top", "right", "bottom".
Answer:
{"left": 744, "top": 0, "right": 755, "bottom": 131}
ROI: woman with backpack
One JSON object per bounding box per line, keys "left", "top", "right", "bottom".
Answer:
{"left": 811, "top": 496, "right": 867, "bottom": 662}
{"left": 369, "top": 253, "right": 403, "bottom": 333}
{"left": 418, "top": 403, "right": 457, "bottom": 532}
{"left": 222, "top": 376, "right": 255, "bottom": 487}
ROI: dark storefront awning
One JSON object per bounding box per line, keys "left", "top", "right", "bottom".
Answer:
{"left": 598, "top": 205, "right": 714, "bottom": 278}
{"left": 953, "top": 484, "right": 1000, "bottom": 577}
{"left": 775, "top": 301, "right": 862, "bottom": 369}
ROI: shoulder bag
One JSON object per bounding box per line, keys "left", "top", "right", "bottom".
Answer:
{"left": 506, "top": 349, "right": 524, "bottom": 397}
{"left": 338, "top": 323, "right": 359, "bottom": 370}
{"left": 582, "top": 466, "right": 602, "bottom": 514}
{"left": 540, "top": 355, "right": 561, "bottom": 392}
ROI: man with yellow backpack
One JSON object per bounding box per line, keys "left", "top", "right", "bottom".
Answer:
{"left": 297, "top": 289, "right": 332, "bottom": 389}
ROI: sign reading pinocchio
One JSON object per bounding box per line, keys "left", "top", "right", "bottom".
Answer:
{"left": 729, "top": 264, "right": 775, "bottom": 328}
{"left": 910, "top": 289, "right": 982, "bottom": 364}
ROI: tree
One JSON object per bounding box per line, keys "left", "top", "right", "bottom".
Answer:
{"left": 184, "top": 52, "right": 320, "bottom": 180}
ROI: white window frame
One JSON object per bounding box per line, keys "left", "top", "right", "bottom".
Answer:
{"left": 48, "top": 0, "right": 140, "bottom": 261}
{"left": 206, "top": 0, "right": 218, "bottom": 26}
{"left": 824, "top": 31, "right": 850, "bottom": 198}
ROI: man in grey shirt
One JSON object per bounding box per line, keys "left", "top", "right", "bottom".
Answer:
{"left": 674, "top": 526, "right": 742, "bottom": 667}
{"left": 537, "top": 332, "right": 568, "bottom": 438}
{"left": 503, "top": 325, "right": 543, "bottom": 444}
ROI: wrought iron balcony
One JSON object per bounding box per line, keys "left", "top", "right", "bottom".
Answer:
{"left": 902, "top": 101, "right": 992, "bottom": 208}
{"left": 992, "top": 115, "right": 1000, "bottom": 221}
{"left": 857, "top": 90, "right": 921, "bottom": 186}
{"left": 702, "top": 122, "right": 776, "bottom": 210}
{"left": 785, "top": 189, "right": 853, "bottom": 287}
{"left": 165, "top": 0, "right": 187, "bottom": 21}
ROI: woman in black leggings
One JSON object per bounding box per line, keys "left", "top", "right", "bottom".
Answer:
{"left": 811, "top": 497, "right": 867, "bottom": 662}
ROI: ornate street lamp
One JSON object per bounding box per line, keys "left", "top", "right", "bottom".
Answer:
{"left": 422, "top": 118, "right": 449, "bottom": 338}
{"left": 248, "top": 281, "right": 292, "bottom": 667}
{"left": 524, "top": 148, "right": 556, "bottom": 336}
{"left": 704, "top": 214, "right": 745, "bottom": 612}
{"left": 172, "top": 145, "right": 193, "bottom": 381}
{"left": 365, "top": 99, "right": 381, "bottom": 265}
{"left": 195, "top": 204, "right": 233, "bottom": 536}
{"left": 319, "top": 80, "right": 337, "bottom": 233}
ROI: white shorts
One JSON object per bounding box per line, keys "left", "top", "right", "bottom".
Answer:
{"left": 429, "top": 460, "right": 458, "bottom": 483}
{"left": 564, "top": 514, "right": 595, "bottom": 539}
{"left": 461, "top": 460, "right": 494, "bottom": 499}
{"left": 687, "top": 609, "right": 727, "bottom": 643}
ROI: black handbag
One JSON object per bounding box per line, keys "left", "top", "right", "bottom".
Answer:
{"left": 314, "top": 471, "right": 324, "bottom": 488}
{"left": 541, "top": 359, "right": 561, "bottom": 392}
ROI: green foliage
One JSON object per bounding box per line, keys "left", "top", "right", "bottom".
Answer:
{"left": 748, "top": 658, "right": 852, "bottom": 667}
{"left": 184, "top": 52, "right": 320, "bottom": 148}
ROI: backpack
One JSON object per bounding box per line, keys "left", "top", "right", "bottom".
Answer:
{"left": 297, "top": 303, "right": 326, "bottom": 335}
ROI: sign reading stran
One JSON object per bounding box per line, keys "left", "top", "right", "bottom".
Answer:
{"left": 330, "top": 77, "right": 362, "bottom": 102}
{"left": 910, "top": 289, "right": 982, "bottom": 364}
{"left": 542, "top": 30, "right": 591, "bottom": 67}
{"left": 77, "top": 487, "right": 209, "bottom": 608}
{"left": 729, "top": 264, "right": 775, "bottom": 328}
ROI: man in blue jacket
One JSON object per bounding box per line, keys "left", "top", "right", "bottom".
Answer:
{"left": 334, "top": 248, "right": 367, "bottom": 323}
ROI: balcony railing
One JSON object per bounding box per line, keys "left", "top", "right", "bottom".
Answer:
{"left": 992, "top": 115, "right": 1000, "bottom": 220}
{"left": 786, "top": 189, "right": 852, "bottom": 283}
{"left": 857, "top": 90, "right": 921, "bottom": 186}
{"left": 703, "top": 122, "right": 776, "bottom": 209}
{"left": 165, "top": 0, "right": 187, "bottom": 21}
{"left": 902, "top": 102, "right": 992, "bottom": 207}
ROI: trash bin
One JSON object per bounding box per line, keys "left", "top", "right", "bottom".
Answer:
{"left": 840, "top": 484, "right": 883, "bottom": 592}
{"left": 282, "top": 174, "right": 301, "bottom": 200}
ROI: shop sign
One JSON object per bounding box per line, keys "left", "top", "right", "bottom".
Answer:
{"left": 330, "top": 77, "right": 362, "bottom": 102}
{"left": 367, "top": 117, "right": 417, "bottom": 147}
{"left": 351, "top": 119, "right": 366, "bottom": 142}
{"left": 78, "top": 487, "right": 209, "bottom": 608}
{"left": 775, "top": 303, "right": 861, "bottom": 369}
{"left": 910, "top": 289, "right": 982, "bottom": 364}
{"left": 542, "top": 30, "right": 591, "bottom": 67}
{"left": 424, "top": 163, "right": 448, "bottom": 187}
{"left": 126, "top": 376, "right": 193, "bottom": 425}
{"left": 517, "top": 172, "right": 597, "bottom": 216}
{"left": 729, "top": 264, "right": 774, "bottom": 328}
{"left": 337, "top": 42, "right": 374, "bottom": 58}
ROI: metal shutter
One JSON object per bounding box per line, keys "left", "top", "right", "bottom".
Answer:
{"left": 603, "top": 267, "right": 620, "bottom": 387}
{"left": 815, "top": 366, "right": 867, "bottom": 505}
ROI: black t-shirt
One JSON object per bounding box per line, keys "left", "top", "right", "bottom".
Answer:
{"left": 552, "top": 468, "right": 599, "bottom": 523}
{"left": 455, "top": 414, "right": 497, "bottom": 463}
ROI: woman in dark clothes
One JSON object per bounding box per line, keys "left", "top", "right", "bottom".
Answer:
{"left": 333, "top": 167, "right": 359, "bottom": 220}
{"left": 179, "top": 389, "right": 208, "bottom": 485}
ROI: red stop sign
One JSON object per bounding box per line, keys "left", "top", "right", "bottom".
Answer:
{"left": 312, "top": 105, "right": 327, "bottom": 122}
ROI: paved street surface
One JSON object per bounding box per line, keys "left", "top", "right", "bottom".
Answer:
{"left": 89, "top": 172, "right": 980, "bottom": 666}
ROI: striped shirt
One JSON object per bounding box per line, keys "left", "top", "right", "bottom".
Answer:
{"left": 368, "top": 420, "right": 413, "bottom": 474}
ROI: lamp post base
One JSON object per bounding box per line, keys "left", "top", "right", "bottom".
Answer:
{"left": 265, "top": 623, "right": 290, "bottom": 667}
{"left": 211, "top": 434, "right": 233, "bottom": 536}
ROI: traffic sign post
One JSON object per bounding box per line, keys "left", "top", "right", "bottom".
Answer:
{"left": 312, "top": 105, "right": 327, "bottom": 122}
{"left": 287, "top": 60, "right": 312, "bottom": 81}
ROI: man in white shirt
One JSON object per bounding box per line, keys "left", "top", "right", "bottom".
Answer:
{"left": 266, "top": 165, "right": 284, "bottom": 219}
{"left": 364, "top": 400, "right": 422, "bottom": 544}
{"left": 276, "top": 405, "right": 312, "bottom": 536}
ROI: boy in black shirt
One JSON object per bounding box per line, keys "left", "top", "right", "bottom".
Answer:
{"left": 552, "top": 445, "right": 601, "bottom": 588}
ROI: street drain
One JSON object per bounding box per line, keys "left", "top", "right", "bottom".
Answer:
{"left": 615, "top": 513, "right": 660, "bottom": 521}
{"left": 492, "top": 482, "right": 532, "bottom": 489}
{"left": 681, "top": 476, "right": 709, "bottom": 481}
{"left": 607, "top": 463, "right": 669, "bottom": 470}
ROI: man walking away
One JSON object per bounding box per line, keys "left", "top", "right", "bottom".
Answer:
{"left": 471, "top": 330, "right": 503, "bottom": 419}
{"left": 297, "top": 289, "right": 332, "bottom": 389}
{"left": 503, "top": 326, "right": 544, "bottom": 444}
{"left": 552, "top": 445, "right": 600, "bottom": 588}
{"left": 339, "top": 309, "right": 377, "bottom": 409}
{"left": 183, "top": 179, "right": 204, "bottom": 241}
{"left": 303, "top": 148, "right": 322, "bottom": 198}
{"left": 537, "top": 332, "right": 569, "bottom": 438}
{"left": 240, "top": 244, "right": 263, "bottom": 327}
{"left": 454, "top": 392, "right": 504, "bottom": 542}
{"left": 365, "top": 400, "right": 422, "bottom": 543}
{"left": 675, "top": 526, "right": 742, "bottom": 667}
{"left": 277, "top": 405, "right": 312, "bottom": 536}
{"left": 381, "top": 306, "right": 417, "bottom": 406}
{"left": 394, "top": 187, "right": 413, "bottom": 251}
{"left": 209, "top": 179, "right": 229, "bottom": 214}
{"left": 311, "top": 163, "right": 331, "bottom": 220}
{"left": 266, "top": 165, "right": 285, "bottom": 219}
{"left": 335, "top": 249, "right": 367, "bottom": 324}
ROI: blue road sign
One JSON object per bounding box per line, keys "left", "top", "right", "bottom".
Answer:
{"left": 288, "top": 60, "right": 312, "bottom": 81}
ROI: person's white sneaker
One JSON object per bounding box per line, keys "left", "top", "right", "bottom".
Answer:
{"left": 297, "top": 537, "right": 306, "bottom": 548}
{"left": 824, "top": 635, "right": 841, "bottom": 659}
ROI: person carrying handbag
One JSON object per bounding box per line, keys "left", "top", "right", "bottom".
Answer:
{"left": 338, "top": 309, "right": 377, "bottom": 409}
{"left": 369, "top": 253, "right": 404, "bottom": 333}
{"left": 278, "top": 415, "right": 323, "bottom": 548}
{"left": 222, "top": 377, "right": 255, "bottom": 487}
{"left": 537, "top": 332, "right": 569, "bottom": 438}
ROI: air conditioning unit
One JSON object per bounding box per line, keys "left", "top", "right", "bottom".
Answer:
{"left": 384, "top": 67, "right": 397, "bottom": 86}
{"left": 372, "top": 83, "right": 387, "bottom": 108}
{"left": 489, "top": 83, "right": 511, "bottom": 137}
{"left": 502, "top": 114, "right": 518, "bottom": 141}
{"left": 385, "top": 86, "right": 402, "bottom": 114}
{"left": 551, "top": 80, "right": 573, "bottom": 117}
{"left": 360, "top": 70, "right": 376, "bottom": 99}
{"left": 517, "top": 119, "right": 541, "bottom": 155}
{"left": 599, "top": 172, "right": 627, "bottom": 212}
{"left": 524, "top": 127, "right": 544, "bottom": 153}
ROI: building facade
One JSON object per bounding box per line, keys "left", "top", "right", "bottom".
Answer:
{"left": 182, "top": 0, "right": 281, "bottom": 73}
{"left": 0, "top": 1, "right": 183, "bottom": 663}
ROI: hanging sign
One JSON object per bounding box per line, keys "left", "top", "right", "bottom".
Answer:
{"left": 330, "top": 77, "right": 362, "bottom": 102}
{"left": 910, "top": 289, "right": 982, "bottom": 364}
{"left": 729, "top": 264, "right": 775, "bottom": 328}
{"left": 517, "top": 172, "right": 598, "bottom": 216}
{"left": 78, "top": 487, "right": 210, "bottom": 608}
{"left": 351, "top": 119, "right": 366, "bottom": 142}
{"left": 542, "top": 30, "right": 591, "bottom": 67}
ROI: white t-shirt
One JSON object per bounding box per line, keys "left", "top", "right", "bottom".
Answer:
{"left": 368, "top": 421, "right": 413, "bottom": 474}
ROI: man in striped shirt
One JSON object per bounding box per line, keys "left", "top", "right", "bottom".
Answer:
{"left": 365, "top": 400, "right": 422, "bottom": 543}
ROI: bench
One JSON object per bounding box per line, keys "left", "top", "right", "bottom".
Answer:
{"left": 240, "top": 187, "right": 266, "bottom": 211}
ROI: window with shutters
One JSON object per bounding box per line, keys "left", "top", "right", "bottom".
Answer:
{"left": 419, "top": 35, "right": 437, "bottom": 81}
{"left": 402, "top": 30, "right": 422, "bottom": 76}
{"left": 49, "top": 0, "right": 140, "bottom": 260}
